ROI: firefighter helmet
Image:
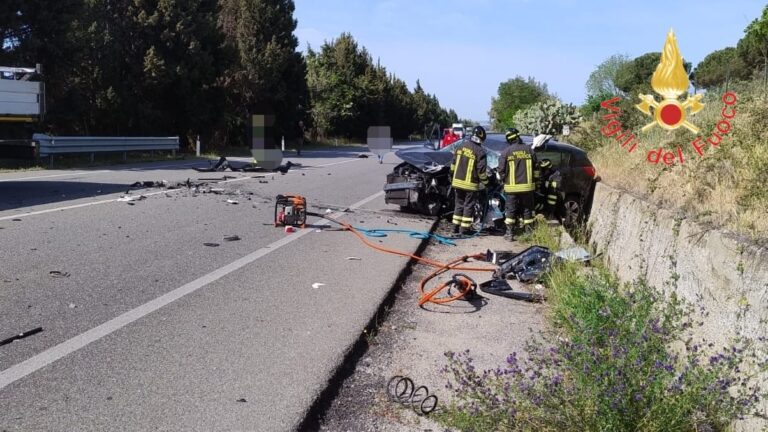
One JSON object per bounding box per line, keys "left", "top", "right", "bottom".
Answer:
{"left": 505, "top": 128, "right": 521, "bottom": 144}
{"left": 470, "top": 126, "right": 486, "bottom": 144}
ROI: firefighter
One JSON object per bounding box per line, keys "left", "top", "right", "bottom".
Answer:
{"left": 497, "top": 128, "right": 536, "bottom": 241}
{"left": 534, "top": 159, "right": 553, "bottom": 216}
{"left": 542, "top": 160, "right": 562, "bottom": 219}
{"left": 450, "top": 126, "right": 489, "bottom": 234}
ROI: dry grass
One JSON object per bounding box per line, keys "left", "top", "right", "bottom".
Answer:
{"left": 571, "top": 80, "right": 768, "bottom": 241}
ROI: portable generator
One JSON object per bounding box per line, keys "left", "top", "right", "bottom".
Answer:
{"left": 274, "top": 194, "right": 307, "bottom": 228}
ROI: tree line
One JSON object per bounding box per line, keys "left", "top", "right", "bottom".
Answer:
{"left": 0, "top": 0, "right": 458, "bottom": 147}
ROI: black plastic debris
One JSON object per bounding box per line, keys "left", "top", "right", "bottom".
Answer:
{"left": 49, "top": 270, "right": 71, "bottom": 278}
{"left": 491, "top": 246, "right": 553, "bottom": 283}
{"left": 0, "top": 327, "right": 43, "bottom": 347}
{"left": 273, "top": 161, "right": 295, "bottom": 174}
{"left": 203, "top": 242, "right": 220, "bottom": 247}
{"left": 479, "top": 279, "right": 545, "bottom": 302}
{"left": 129, "top": 181, "right": 168, "bottom": 189}
{"left": 236, "top": 398, "right": 247, "bottom": 403}
{"left": 12, "top": 218, "right": 21, "bottom": 222}
{"left": 358, "top": 154, "right": 369, "bottom": 158}
{"left": 223, "top": 235, "right": 241, "bottom": 242}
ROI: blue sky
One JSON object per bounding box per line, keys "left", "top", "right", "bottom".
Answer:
{"left": 293, "top": 0, "right": 765, "bottom": 122}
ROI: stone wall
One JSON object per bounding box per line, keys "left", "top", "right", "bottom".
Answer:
{"left": 588, "top": 182, "right": 768, "bottom": 430}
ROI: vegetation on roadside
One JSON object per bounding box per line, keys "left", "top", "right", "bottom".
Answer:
{"left": 438, "top": 222, "right": 766, "bottom": 431}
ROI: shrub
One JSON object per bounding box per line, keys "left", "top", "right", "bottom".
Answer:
{"left": 440, "top": 261, "right": 766, "bottom": 432}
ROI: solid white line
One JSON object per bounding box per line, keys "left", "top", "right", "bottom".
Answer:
{"left": 0, "top": 159, "right": 361, "bottom": 221}
{"left": 0, "top": 190, "right": 384, "bottom": 390}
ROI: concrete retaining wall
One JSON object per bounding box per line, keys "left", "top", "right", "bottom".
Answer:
{"left": 588, "top": 182, "right": 768, "bottom": 429}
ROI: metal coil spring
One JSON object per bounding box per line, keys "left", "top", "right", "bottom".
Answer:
{"left": 386, "top": 375, "right": 438, "bottom": 415}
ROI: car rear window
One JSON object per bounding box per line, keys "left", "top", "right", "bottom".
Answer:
{"left": 535, "top": 151, "right": 569, "bottom": 168}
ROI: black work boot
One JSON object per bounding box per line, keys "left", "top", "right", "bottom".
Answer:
{"left": 452, "top": 224, "right": 460, "bottom": 234}
{"left": 504, "top": 225, "right": 515, "bottom": 241}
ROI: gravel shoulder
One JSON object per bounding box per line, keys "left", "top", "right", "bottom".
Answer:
{"left": 319, "top": 223, "right": 549, "bottom": 431}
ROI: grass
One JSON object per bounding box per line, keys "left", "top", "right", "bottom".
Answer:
{"left": 437, "top": 221, "right": 766, "bottom": 432}
{"left": 568, "top": 79, "right": 768, "bottom": 241}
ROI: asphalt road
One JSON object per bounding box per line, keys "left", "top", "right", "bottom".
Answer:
{"left": 0, "top": 147, "right": 434, "bottom": 431}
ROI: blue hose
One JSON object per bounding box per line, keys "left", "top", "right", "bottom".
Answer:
{"left": 353, "top": 226, "right": 459, "bottom": 246}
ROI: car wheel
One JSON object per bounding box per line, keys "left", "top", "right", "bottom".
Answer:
{"left": 562, "top": 194, "right": 582, "bottom": 227}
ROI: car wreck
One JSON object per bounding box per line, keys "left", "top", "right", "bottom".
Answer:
{"left": 384, "top": 133, "right": 599, "bottom": 227}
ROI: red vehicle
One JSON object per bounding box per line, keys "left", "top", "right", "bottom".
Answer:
{"left": 440, "top": 128, "right": 459, "bottom": 148}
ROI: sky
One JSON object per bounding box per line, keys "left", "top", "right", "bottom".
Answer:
{"left": 293, "top": 0, "right": 765, "bottom": 122}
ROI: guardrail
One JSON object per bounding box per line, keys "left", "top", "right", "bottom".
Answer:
{"left": 32, "top": 134, "right": 179, "bottom": 167}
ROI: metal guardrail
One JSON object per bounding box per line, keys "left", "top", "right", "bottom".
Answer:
{"left": 32, "top": 134, "right": 180, "bottom": 167}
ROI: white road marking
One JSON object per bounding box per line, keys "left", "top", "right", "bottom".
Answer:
{"left": 0, "top": 158, "right": 361, "bottom": 221}
{"left": 0, "top": 162, "right": 207, "bottom": 182}
{"left": 0, "top": 190, "right": 384, "bottom": 390}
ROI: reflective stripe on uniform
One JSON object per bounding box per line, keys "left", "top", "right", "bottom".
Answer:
{"left": 521, "top": 218, "right": 535, "bottom": 225}
{"left": 504, "top": 183, "right": 534, "bottom": 192}
{"left": 460, "top": 221, "right": 472, "bottom": 228}
{"left": 452, "top": 178, "right": 480, "bottom": 191}
{"left": 504, "top": 218, "right": 515, "bottom": 225}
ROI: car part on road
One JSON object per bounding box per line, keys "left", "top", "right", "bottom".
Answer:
{"left": 0, "top": 327, "right": 43, "bottom": 347}
{"left": 226, "top": 199, "right": 239, "bottom": 205}
{"left": 223, "top": 235, "right": 241, "bottom": 242}
{"left": 274, "top": 195, "right": 307, "bottom": 228}
{"left": 492, "top": 246, "right": 553, "bottom": 283}
{"left": 312, "top": 283, "right": 325, "bottom": 289}
{"left": 479, "top": 279, "right": 545, "bottom": 303}
{"left": 49, "top": 270, "right": 71, "bottom": 278}
{"left": 386, "top": 376, "right": 438, "bottom": 415}
{"left": 203, "top": 242, "right": 220, "bottom": 247}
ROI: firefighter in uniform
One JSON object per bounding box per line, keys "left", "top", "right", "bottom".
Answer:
{"left": 450, "top": 126, "right": 489, "bottom": 235}
{"left": 541, "top": 159, "right": 562, "bottom": 219}
{"left": 497, "top": 128, "right": 536, "bottom": 241}
{"left": 533, "top": 159, "right": 551, "bottom": 216}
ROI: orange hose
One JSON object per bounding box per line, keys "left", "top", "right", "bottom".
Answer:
{"left": 334, "top": 220, "right": 495, "bottom": 306}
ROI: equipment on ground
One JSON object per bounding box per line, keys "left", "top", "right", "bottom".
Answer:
{"left": 274, "top": 194, "right": 307, "bottom": 228}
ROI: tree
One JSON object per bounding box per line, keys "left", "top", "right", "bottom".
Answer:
{"left": 489, "top": 76, "right": 549, "bottom": 130}
{"left": 512, "top": 98, "right": 581, "bottom": 136}
{"left": 692, "top": 47, "right": 749, "bottom": 89}
{"left": 615, "top": 52, "right": 692, "bottom": 96}
{"left": 737, "top": 4, "right": 768, "bottom": 84}
{"left": 219, "top": 0, "right": 308, "bottom": 144}
{"left": 585, "top": 54, "right": 629, "bottom": 97}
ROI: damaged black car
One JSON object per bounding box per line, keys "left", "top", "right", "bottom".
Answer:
{"left": 383, "top": 133, "right": 599, "bottom": 226}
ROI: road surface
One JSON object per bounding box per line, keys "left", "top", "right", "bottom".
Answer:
{"left": 0, "top": 147, "right": 433, "bottom": 431}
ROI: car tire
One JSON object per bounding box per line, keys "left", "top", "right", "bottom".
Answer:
{"left": 563, "top": 194, "right": 583, "bottom": 228}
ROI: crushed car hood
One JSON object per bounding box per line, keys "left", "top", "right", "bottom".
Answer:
{"left": 394, "top": 148, "right": 453, "bottom": 170}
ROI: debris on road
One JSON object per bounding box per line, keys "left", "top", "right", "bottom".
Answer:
{"left": 273, "top": 161, "right": 296, "bottom": 174}
{"left": 555, "top": 246, "right": 592, "bottom": 262}
{"left": 357, "top": 154, "right": 369, "bottom": 158}
{"left": 223, "top": 235, "right": 241, "bottom": 242}
{"left": 226, "top": 199, "right": 239, "bottom": 205}
{"left": 346, "top": 256, "right": 362, "bottom": 261}
{"left": 208, "top": 188, "right": 225, "bottom": 195}
{"left": 129, "top": 180, "right": 168, "bottom": 189}
{"left": 117, "top": 195, "right": 146, "bottom": 203}
{"left": 258, "top": 180, "right": 269, "bottom": 184}
{"left": 12, "top": 218, "right": 21, "bottom": 221}
{"left": 325, "top": 209, "right": 333, "bottom": 214}
{"left": 284, "top": 226, "right": 296, "bottom": 233}
{"left": 236, "top": 398, "right": 247, "bottom": 403}
{"left": 0, "top": 327, "right": 43, "bottom": 347}
{"left": 386, "top": 375, "right": 438, "bottom": 415}
{"left": 68, "top": 303, "right": 76, "bottom": 309}
{"left": 203, "top": 242, "right": 220, "bottom": 247}
{"left": 49, "top": 270, "right": 71, "bottom": 278}
{"left": 311, "top": 283, "right": 325, "bottom": 289}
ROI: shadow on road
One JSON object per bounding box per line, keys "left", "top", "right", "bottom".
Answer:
{"left": 0, "top": 180, "right": 147, "bottom": 212}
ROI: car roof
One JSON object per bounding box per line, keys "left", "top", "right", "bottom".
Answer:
{"left": 486, "top": 133, "right": 587, "bottom": 156}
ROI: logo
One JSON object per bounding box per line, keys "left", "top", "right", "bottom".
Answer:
{"left": 596, "top": 29, "right": 737, "bottom": 167}
{"left": 635, "top": 29, "right": 704, "bottom": 133}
